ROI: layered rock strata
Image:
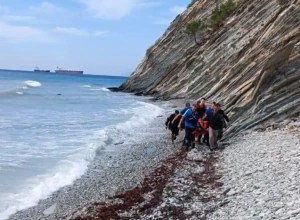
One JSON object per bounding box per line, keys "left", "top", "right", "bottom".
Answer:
{"left": 120, "top": 0, "right": 300, "bottom": 138}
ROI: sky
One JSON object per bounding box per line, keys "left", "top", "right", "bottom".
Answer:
{"left": 0, "top": 0, "right": 190, "bottom": 76}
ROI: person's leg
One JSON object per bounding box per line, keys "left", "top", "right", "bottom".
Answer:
{"left": 209, "top": 127, "right": 218, "bottom": 150}
{"left": 186, "top": 127, "right": 194, "bottom": 150}
{"left": 218, "top": 129, "right": 223, "bottom": 140}
{"left": 212, "top": 128, "right": 219, "bottom": 150}
{"left": 198, "top": 134, "right": 202, "bottom": 144}
{"left": 171, "top": 126, "right": 179, "bottom": 142}
{"left": 204, "top": 133, "right": 209, "bottom": 146}
{"left": 183, "top": 128, "right": 188, "bottom": 147}
{"left": 181, "top": 123, "right": 186, "bottom": 145}
{"left": 173, "top": 127, "right": 179, "bottom": 140}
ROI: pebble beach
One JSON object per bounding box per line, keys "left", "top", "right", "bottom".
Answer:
{"left": 7, "top": 100, "right": 178, "bottom": 220}
{"left": 7, "top": 100, "right": 300, "bottom": 220}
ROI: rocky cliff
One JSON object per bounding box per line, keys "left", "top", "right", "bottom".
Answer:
{"left": 120, "top": 0, "right": 300, "bottom": 138}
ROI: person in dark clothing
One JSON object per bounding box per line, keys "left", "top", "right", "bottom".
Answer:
{"left": 205, "top": 103, "right": 226, "bottom": 151}
{"left": 218, "top": 106, "right": 229, "bottom": 140}
{"left": 165, "top": 110, "right": 181, "bottom": 142}
{"left": 172, "top": 102, "right": 191, "bottom": 129}
{"left": 219, "top": 109, "right": 230, "bottom": 123}
{"left": 178, "top": 104, "right": 199, "bottom": 151}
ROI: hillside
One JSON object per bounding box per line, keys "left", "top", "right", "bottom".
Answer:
{"left": 119, "top": 0, "right": 300, "bottom": 138}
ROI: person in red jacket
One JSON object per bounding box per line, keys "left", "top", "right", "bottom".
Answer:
{"left": 192, "top": 118, "right": 209, "bottom": 145}
{"left": 196, "top": 98, "right": 207, "bottom": 118}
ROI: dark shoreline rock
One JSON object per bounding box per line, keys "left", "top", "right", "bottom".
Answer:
{"left": 107, "top": 87, "right": 121, "bottom": 92}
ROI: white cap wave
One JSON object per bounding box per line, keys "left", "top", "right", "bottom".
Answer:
{"left": 24, "top": 80, "right": 42, "bottom": 88}
{"left": 0, "top": 100, "right": 163, "bottom": 220}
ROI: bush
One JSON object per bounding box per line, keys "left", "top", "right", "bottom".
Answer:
{"left": 185, "top": 20, "right": 207, "bottom": 44}
{"left": 188, "top": 0, "right": 198, "bottom": 8}
{"left": 211, "top": 0, "right": 238, "bottom": 27}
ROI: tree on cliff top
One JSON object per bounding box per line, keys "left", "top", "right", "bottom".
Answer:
{"left": 211, "top": 0, "right": 238, "bottom": 27}
{"left": 185, "top": 20, "right": 206, "bottom": 45}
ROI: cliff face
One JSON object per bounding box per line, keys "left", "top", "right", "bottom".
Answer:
{"left": 120, "top": 0, "right": 300, "bottom": 138}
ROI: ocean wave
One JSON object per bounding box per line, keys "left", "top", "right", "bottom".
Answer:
{"left": 82, "top": 85, "right": 91, "bottom": 88}
{"left": 89, "top": 87, "right": 110, "bottom": 92}
{"left": 24, "top": 80, "right": 42, "bottom": 87}
{"left": 0, "top": 81, "right": 40, "bottom": 97}
{"left": 0, "top": 101, "right": 163, "bottom": 220}
{"left": 0, "top": 89, "right": 20, "bottom": 96}
{"left": 101, "top": 88, "right": 110, "bottom": 92}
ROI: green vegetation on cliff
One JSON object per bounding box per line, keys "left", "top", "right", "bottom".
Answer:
{"left": 211, "top": 0, "right": 239, "bottom": 26}
{"left": 185, "top": 20, "right": 207, "bottom": 44}
{"left": 120, "top": 0, "right": 300, "bottom": 139}
{"left": 185, "top": 0, "right": 239, "bottom": 46}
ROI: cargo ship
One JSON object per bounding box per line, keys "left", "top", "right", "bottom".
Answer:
{"left": 34, "top": 67, "right": 50, "bottom": 72}
{"left": 55, "top": 67, "right": 83, "bottom": 75}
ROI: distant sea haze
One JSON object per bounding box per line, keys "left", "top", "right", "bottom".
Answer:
{"left": 0, "top": 70, "right": 161, "bottom": 219}
{"left": 0, "top": 68, "right": 130, "bottom": 77}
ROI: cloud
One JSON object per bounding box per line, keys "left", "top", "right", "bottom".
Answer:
{"left": 54, "top": 27, "right": 108, "bottom": 37}
{"left": 94, "top": 30, "right": 109, "bottom": 36}
{"left": 0, "top": 21, "right": 53, "bottom": 43}
{"left": 54, "top": 27, "right": 89, "bottom": 36}
{"left": 169, "top": 6, "right": 186, "bottom": 15}
{"left": 75, "top": 0, "right": 161, "bottom": 20}
{"left": 1, "top": 15, "right": 36, "bottom": 23}
{"left": 29, "top": 2, "right": 65, "bottom": 14}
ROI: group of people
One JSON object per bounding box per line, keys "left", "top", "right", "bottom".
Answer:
{"left": 165, "top": 98, "right": 229, "bottom": 151}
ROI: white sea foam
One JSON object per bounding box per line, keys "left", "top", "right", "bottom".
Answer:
{"left": 101, "top": 88, "right": 110, "bottom": 92}
{"left": 0, "top": 137, "right": 104, "bottom": 220}
{"left": 24, "top": 80, "right": 42, "bottom": 87}
{"left": 0, "top": 101, "right": 163, "bottom": 220}
{"left": 0, "top": 81, "right": 39, "bottom": 97}
{"left": 89, "top": 87, "right": 109, "bottom": 92}
{"left": 82, "top": 85, "right": 91, "bottom": 88}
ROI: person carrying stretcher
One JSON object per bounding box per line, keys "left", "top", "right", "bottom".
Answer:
{"left": 192, "top": 118, "right": 209, "bottom": 146}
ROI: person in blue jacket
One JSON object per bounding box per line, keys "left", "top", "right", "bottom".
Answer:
{"left": 205, "top": 102, "right": 216, "bottom": 117}
{"left": 178, "top": 104, "right": 199, "bottom": 151}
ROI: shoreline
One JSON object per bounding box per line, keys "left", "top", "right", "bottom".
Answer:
{"left": 66, "top": 119, "right": 300, "bottom": 220}
{"left": 7, "top": 98, "right": 185, "bottom": 220}
{"left": 8, "top": 94, "right": 300, "bottom": 220}
{"left": 71, "top": 148, "right": 222, "bottom": 220}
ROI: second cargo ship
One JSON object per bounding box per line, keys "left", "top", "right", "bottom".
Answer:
{"left": 55, "top": 67, "right": 84, "bottom": 75}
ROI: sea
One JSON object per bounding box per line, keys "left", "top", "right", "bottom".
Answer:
{"left": 0, "top": 70, "right": 163, "bottom": 220}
